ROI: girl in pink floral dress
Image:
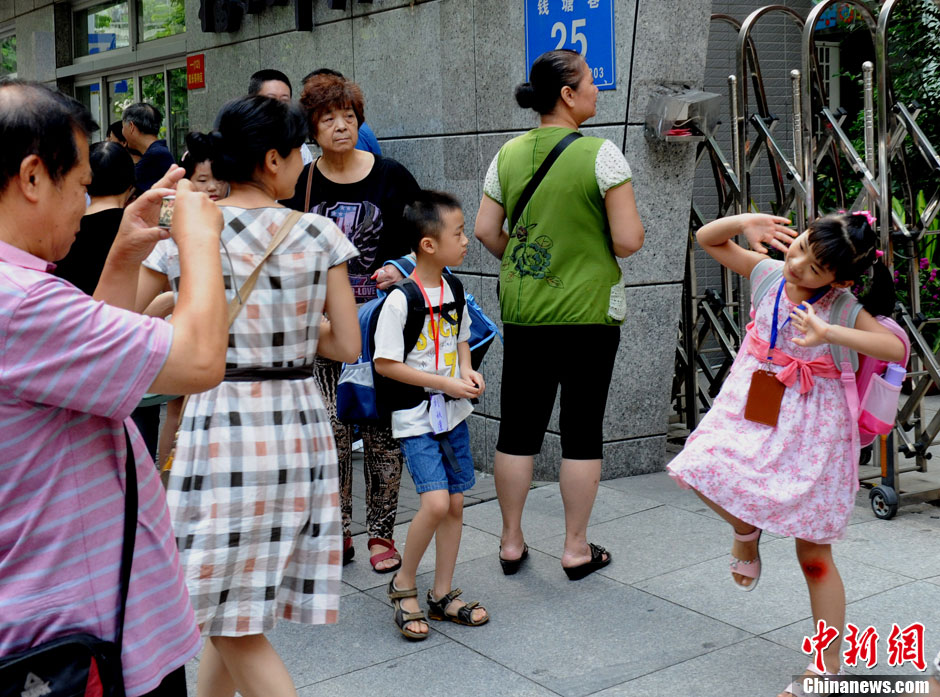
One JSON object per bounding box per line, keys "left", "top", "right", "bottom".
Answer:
{"left": 667, "top": 212, "right": 905, "bottom": 696}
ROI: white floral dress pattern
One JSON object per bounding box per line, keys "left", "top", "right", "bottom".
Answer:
{"left": 668, "top": 261, "right": 858, "bottom": 543}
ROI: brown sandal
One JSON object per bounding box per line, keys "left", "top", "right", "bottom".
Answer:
{"left": 369, "top": 537, "right": 402, "bottom": 574}
{"left": 426, "top": 588, "right": 489, "bottom": 626}
{"left": 386, "top": 576, "right": 429, "bottom": 641}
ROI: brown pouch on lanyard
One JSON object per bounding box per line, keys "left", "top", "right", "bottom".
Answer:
{"left": 744, "top": 369, "right": 785, "bottom": 427}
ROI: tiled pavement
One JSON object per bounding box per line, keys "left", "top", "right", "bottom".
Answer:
{"left": 183, "top": 432, "right": 940, "bottom": 696}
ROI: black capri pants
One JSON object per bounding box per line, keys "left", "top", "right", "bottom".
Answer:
{"left": 496, "top": 323, "right": 620, "bottom": 460}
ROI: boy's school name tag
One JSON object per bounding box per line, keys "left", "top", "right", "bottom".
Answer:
{"left": 744, "top": 369, "right": 785, "bottom": 427}
{"left": 429, "top": 393, "right": 448, "bottom": 435}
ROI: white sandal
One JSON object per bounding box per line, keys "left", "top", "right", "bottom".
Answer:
{"left": 730, "top": 527, "right": 762, "bottom": 591}
{"left": 781, "top": 662, "right": 844, "bottom": 696}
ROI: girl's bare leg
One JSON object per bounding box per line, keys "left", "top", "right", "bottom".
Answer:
{"left": 693, "top": 488, "right": 760, "bottom": 588}
{"left": 778, "top": 540, "right": 846, "bottom": 697}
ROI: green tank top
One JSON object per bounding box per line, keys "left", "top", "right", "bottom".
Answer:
{"left": 496, "top": 127, "right": 624, "bottom": 326}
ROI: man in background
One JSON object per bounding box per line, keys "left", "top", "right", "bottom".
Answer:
{"left": 248, "top": 68, "right": 315, "bottom": 165}
{"left": 122, "top": 102, "right": 174, "bottom": 191}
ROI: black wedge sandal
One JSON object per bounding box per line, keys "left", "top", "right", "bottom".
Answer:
{"left": 498, "top": 544, "right": 528, "bottom": 575}
{"left": 426, "top": 588, "right": 490, "bottom": 626}
{"left": 562, "top": 542, "right": 611, "bottom": 581}
{"left": 387, "top": 576, "right": 429, "bottom": 641}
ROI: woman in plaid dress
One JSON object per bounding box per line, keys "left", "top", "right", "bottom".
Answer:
{"left": 138, "top": 96, "right": 360, "bottom": 696}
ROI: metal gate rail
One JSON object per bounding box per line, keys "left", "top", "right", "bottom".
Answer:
{"left": 675, "top": 0, "right": 940, "bottom": 518}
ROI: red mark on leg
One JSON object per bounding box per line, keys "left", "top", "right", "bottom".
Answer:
{"left": 802, "top": 559, "right": 828, "bottom": 580}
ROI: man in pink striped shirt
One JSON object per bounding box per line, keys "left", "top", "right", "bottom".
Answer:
{"left": 0, "top": 79, "right": 228, "bottom": 696}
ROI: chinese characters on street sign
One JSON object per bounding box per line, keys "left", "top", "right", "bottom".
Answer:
{"left": 524, "top": 0, "right": 616, "bottom": 91}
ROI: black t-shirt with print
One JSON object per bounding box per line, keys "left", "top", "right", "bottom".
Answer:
{"left": 284, "top": 155, "right": 421, "bottom": 303}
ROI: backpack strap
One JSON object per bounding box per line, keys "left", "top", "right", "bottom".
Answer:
{"left": 391, "top": 275, "right": 465, "bottom": 361}
{"left": 750, "top": 259, "right": 784, "bottom": 311}
{"left": 828, "top": 291, "right": 864, "bottom": 421}
{"left": 828, "top": 292, "right": 863, "bottom": 373}
{"left": 878, "top": 316, "right": 911, "bottom": 367}
{"left": 443, "top": 272, "right": 465, "bottom": 339}
{"left": 385, "top": 254, "right": 416, "bottom": 278}
{"left": 395, "top": 279, "right": 428, "bottom": 361}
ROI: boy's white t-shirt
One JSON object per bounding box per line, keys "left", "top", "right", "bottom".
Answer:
{"left": 373, "top": 281, "right": 474, "bottom": 439}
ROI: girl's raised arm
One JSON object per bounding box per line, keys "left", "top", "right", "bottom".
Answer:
{"left": 790, "top": 305, "right": 907, "bottom": 363}
{"left": 697, "top": 213, "right": 796, "bottom": 278}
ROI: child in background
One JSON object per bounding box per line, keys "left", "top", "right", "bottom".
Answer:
{"left": 374, "top": 190, "right": 490, "bottom": 640}
{"left": 666, "top": 212, "right": 905, "bottom": 696}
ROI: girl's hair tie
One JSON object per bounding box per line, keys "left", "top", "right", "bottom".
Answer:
{"left": 851, "top": 210, "right": 877, "bottom": 227}
{"left": 875, "top": 249, "right": 885, "bottom": 259}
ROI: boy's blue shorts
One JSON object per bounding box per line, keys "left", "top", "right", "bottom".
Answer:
{"left": 399, "top": 420, "right": 476, "bottom": 495}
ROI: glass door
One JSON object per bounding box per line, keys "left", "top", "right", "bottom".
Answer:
{"left": 107, "top": 75, "right": 135, "bottom": 124}
{"left": 76, "top": 63, "right": 188, "bottom": 159}
{"left": 75, "top": 81, "right": 103, "bottom": 138}
{"left": 166, "top": 66, "right": 188, "bottom": 160}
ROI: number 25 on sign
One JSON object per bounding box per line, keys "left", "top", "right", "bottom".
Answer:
{"left": 524, "top": 0, "right": 616, "bottom": 91}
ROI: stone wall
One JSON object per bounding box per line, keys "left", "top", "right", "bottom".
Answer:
{"left": 4, "top": 0, "right": 715, "bottom": 480}
{"left": 185, "top": 0, "right": 709, "bottom": 480}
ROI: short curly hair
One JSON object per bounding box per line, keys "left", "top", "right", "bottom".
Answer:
{"left": 299, "top": 73, "right": 365, "bottom": 142}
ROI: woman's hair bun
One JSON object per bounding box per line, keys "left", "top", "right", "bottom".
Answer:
{"left": 514, "top": 82, "right": 536, "bottom": 109}
{"left": 207, "top": 130, "right": 225, "bottom": 154}
{"left": 210, "top": 96, "right": 307, "bottom": 183}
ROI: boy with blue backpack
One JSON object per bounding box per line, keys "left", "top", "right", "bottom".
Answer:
{"left": 373, "top": 190, "right": 490, "bottom": 640}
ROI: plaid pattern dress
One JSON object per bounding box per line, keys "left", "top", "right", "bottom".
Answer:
{"left": 144, "top": 207, "right": 358, "bottom": 636}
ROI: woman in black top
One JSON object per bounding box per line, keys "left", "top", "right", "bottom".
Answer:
{"left": 55, "top": 141, "right": 134, "bottom": 294}
{"left": 286, "top": 72, "right": 420, "bottom": 573}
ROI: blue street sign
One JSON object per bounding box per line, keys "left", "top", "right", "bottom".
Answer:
{"left": 524, "top": 0, "right": 616, "bottom": 91}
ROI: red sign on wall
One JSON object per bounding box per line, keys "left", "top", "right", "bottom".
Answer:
{"left": 186, "top": 54, "right": 206, "bottom": 90}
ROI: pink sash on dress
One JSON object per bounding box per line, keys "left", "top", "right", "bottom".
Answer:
{"left": 744, "top": 322, "right": 842, "bottom": 395}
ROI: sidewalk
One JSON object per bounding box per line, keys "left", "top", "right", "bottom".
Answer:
{"left": 184, "top": 440, "right": 940, "bottom": 696}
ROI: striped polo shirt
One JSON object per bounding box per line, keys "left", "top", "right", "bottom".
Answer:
{"left": 0, "top": 240, "right": 201, "bottom": 695}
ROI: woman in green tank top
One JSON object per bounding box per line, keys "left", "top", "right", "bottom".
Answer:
{"left": 475, "top": 49, "right": 645, "bottom": 580}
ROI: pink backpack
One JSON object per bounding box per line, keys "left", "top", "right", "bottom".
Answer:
{"left": 750, "top": 260, "right": 911, "bottom": 447}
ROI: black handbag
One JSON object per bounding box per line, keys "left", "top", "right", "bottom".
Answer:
{"left": 0, "top": 428, "right": 138, "bottom": 697}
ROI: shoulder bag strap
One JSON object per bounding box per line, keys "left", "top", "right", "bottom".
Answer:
{"left": 116, "top": 426, "right": 138, "bottom": 651}
{"left": 507, "top": 131, "right": 582, "bottom": 233}
{"left": 304, "top": 159, "right": 317, "bottom": 212}
{"left": 226, "top": 210, "right": 304, "bottom": 325}
{"left": 165, "top": 210, "right": 304, "bottom": 472}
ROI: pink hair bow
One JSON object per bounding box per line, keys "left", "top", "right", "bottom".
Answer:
{"left": 851, "top": 210, "right": 877, "bottom": 227}
{"left": 875, "top": 250, "right": 885, "bottom": 259}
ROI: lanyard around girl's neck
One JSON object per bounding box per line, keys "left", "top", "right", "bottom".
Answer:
{"left": 411, "top": 274, "right": 444, "bottom": 370}
{"left": 767, "top": 278, "right": 829, "bottom": 360}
